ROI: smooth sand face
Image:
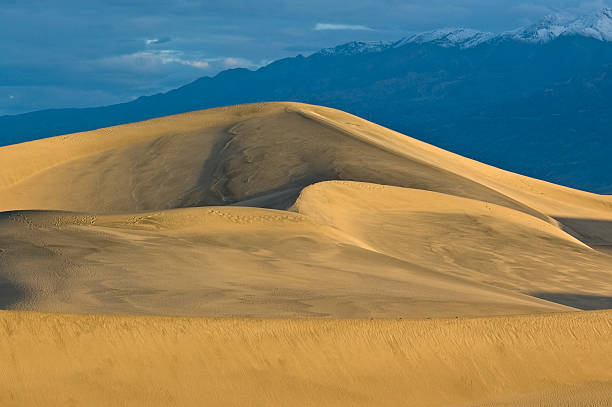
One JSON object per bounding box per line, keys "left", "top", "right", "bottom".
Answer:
{"left": 1, "top": 102, "right": 611, "bottom": 316}
{"left": 1, "top": 102, "right": 612, "bottom": 405}
{"left": 2, "top": 182, "right": 612, "bottom": 317}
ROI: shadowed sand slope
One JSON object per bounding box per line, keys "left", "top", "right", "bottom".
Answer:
{"left": 0, "top": 310, "right": 611, "bottom": 407}
{"left": 2, "top": 102, "right": 612, "bottom": 406}
{"left": 1, "top": 181, "right": 611, "bottom": 317}
{"left": 1, "top": 102, "right": 611, "bottom": 220}
{"left": 1, "top": 102, "right": 612, "bottom": 316}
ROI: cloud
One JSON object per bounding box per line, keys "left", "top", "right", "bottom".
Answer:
{"left": 100, "top": 50, "right": 210, "bottom": 72}
{"left": 222, "top": 57, "right": 253, "bottom": 68}
{"left": 145, "top": 37, "right": 172, "bottom": 45}
{"left": 143, "top": 50, "right": 211, "bottom": 70}
{"left": 179, "top": 59, "right": 210, "bottom": 69}
{"left": 314, "top": 23, "right": 374, "bottom": 31}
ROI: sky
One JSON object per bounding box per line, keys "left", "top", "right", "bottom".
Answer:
{"left": 1, "top": 0, "right": 610, "bottom": 115}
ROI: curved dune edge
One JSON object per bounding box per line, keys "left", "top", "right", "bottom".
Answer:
{"left": 2, "top": 101, "right": 612, "bottom": 252}
{"left": 1, "top": 102, "right": 611, "bottom": 217}
{"left": 0, "top": 309, "right": 611, "bottom": 407}
{"left": 291, "top": 181, "right": 589, "bottom": 248}
{"left": 1, "top": 102, "right": 611, "bottom": 406}
{"left": 294, "top": 105, "right": 612, "bottom": 219}
{"left": 0, "top": 103, "right": 611, "bottom": 312}
{"left": 4, "top": 180, "right": 612, "bottom": 317}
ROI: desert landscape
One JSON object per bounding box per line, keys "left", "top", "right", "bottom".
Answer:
{"left": 1, "top": 102, "right": 611, "bottom": 405}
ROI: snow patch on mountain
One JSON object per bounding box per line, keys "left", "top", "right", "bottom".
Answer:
{"left": 313, "top": 8, "right": 612, "bottom": 57}
{"left": 505, "top": 7, "right": 612, "bottom": 43}
{"left": 393, "top": 28, "right": 496, "bottom": 49}
{"left": 315, "top": 41, "right": 390, "bottom": 56}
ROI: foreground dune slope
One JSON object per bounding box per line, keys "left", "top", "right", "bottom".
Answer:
{"left": 1, "top": 181, "right": 611, "bottom": 317}
{"left": 1, "top": 310, "right": 611, "bottom": 407}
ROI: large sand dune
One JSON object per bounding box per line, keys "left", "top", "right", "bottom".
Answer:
{"left": 1, "top": 102, "right": 611, "bottom": 316}
{"left": 1, "top": 102, "right": 612, "bottom": 404}
{"left": 2, "top": 181, "right": 612, "bottom": 317}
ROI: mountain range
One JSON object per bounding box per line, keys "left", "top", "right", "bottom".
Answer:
{"left": 1, "top": 8, "right": 611, "bottom": 192}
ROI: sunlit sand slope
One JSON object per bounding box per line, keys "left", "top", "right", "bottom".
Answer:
{"left": 0, "top": 310, "right": 610, "bottom": 407}
{"left": 3, "top": 181, "right": 612, "bottom": 317}
{"left": 1, "top": 100, "right": 612, "bottom": 316}
{"left": 1, "top": 102, "right": 612, "bottom": 405}
{"left": 1, "top": 103, "right": 611, "bottom": 222}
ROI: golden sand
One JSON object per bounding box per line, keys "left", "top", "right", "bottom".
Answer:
{"left": 1, "top": 310, "right": 611, "bottom": 406}
{"left": 1, "top": 103, "right": 611, "bottom": 405}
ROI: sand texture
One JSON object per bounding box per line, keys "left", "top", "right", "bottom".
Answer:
{"left": 1, "top": 102, "right": 612, "bottom": 405}
{"left": 1, "top": 102, "right": 611, "bottom": 317}
{"left": 1, "top": 310, "right": 611, "bottom": 407}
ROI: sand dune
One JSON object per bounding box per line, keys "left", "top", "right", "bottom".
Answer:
{"left": 2, "top": 180, "right": 612, "bottom": 317}
{"left": 0, "top": 310, "right": 611, "bottom": 407}
{"left": 2, "top": 103, "right": 611, "bottom": 219}
{"left": 1, "top": 102, "right": 612, "bottom": 316}
{"left": 1, "top": 102, "right": 612, "bottom": 404}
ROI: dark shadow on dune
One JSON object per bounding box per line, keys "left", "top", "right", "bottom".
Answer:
{"left": 592, "top": 245, "right": 612, "bottom": 256}
{"left": 0, "top": 275, "right": 24, "bottom": 309}
{"left": 529, "top": 292, "right": 612, "bottom": 310}
{"left": 176, "top": 112, "right": 567, "bottom": 217}
{"left": 173, "top": 120, "right": 341, "bottom": 209}
{"left": 555, "top": 217, "right": 612, "bottom": 247}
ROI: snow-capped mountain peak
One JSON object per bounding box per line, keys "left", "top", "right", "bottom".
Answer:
{"left": 393, "top": 28, "right": 495, "bottom": 49}
{"left": 506, "top": 7, "right": 612, "bottom": 43}
{"left": 313, "top": 8, "right": 612, "bottom": 57}
{"left": 315, "top": 41, "right": 390, "bottom": 56}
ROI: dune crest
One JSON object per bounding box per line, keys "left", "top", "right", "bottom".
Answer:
{"left": 1, "top": 102, "right": 612, "bottom": 316}
{"left": 2, "top": 102, "right": 611, "bottom": 218}
{"left": 1, "top": 102, "right": 612, "bottom": 405}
